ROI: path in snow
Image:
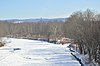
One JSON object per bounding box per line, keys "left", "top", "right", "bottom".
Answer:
{"left": 0, "top": 38, "right": 81, "bottom": 66}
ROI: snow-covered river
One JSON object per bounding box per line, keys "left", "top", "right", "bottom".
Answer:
{"left": 0, "top": 38, "right": 81, "bottom": 66}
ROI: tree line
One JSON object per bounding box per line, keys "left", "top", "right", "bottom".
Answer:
{"left": 0, "top": 21, "right": 64, "bottom": 38}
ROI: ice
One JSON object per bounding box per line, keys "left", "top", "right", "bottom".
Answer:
{"left": 0, "top": 38, "right": 81, "bottom": 66}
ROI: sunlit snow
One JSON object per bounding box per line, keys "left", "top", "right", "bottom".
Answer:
{"left": 0, "top": 38, "right": 81, "bottom": 66}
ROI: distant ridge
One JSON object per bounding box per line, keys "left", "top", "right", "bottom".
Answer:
{"left": 0, "top": 18, "right": 66, "bottom": 23}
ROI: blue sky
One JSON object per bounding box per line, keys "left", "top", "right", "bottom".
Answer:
{"left": 0, "top": 0, "right": 100, "bottom": 19}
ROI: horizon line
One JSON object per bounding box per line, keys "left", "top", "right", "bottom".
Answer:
{"left": 0, "top": 17, "right": 68, "bottom": 20}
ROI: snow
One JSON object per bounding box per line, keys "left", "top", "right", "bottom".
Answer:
{"left": 0, "top": 38, "right": 81, "bottom": 66}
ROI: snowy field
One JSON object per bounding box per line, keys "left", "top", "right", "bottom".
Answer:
{"left": 0, "top": 38, "right": 81, "bottom": 66}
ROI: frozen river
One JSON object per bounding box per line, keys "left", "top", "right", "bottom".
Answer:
{"left": 0, "top": 38, "right": 81, "bottom": 66}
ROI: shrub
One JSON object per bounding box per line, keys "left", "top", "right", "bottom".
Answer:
{"left": 0, "top": 38, "right": 5, "bottom": 47}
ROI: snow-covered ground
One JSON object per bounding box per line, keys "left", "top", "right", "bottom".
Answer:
{"left": 0, "top": 38, "right": 81, "bottom": 66}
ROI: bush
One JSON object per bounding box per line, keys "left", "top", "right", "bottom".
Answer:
{"left": 0, "top": 42, "right": 4, "bottom": 47}
{"left": 0, "top": 38, "right": 5, "bottom": 47}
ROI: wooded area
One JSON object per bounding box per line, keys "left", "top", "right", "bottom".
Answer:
{"left": 0, "top": 20, "right": 64, "bottom": 39}
{"left": 64, "top": 9, "right": 100, "bottom": 65}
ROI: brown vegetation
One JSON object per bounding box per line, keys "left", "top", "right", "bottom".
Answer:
{"left": 0, "top": 42, "right": 4, "bottom": 47}
{"left": 0, "top": 39, "right": 4, "bottom": 47}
